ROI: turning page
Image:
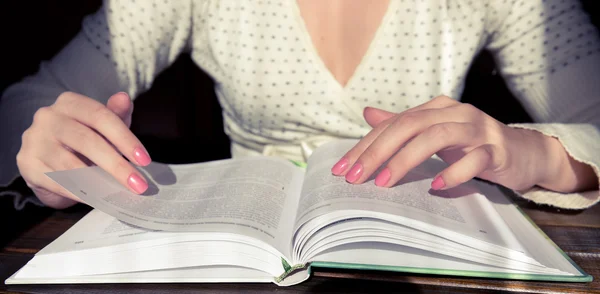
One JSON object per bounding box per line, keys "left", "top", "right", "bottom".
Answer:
{"left": 47, "top": 157, "right": 304, "bottom": 258}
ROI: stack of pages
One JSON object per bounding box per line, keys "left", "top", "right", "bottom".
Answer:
{"left": 6, "top": 140, "right": 591, "bottom": 286}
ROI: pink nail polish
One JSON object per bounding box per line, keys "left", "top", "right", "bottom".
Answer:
{"left": 431, "top": 176, "right": 445, "bottom": 190}
{"left": 345, "top": 163, "right": 363, "bottom": 183}
{"left": 331, "top": 158, "right": 349, "bottom": 175}
{"left": 375, "top": 168, "right": 391, "bottom": 187}
{"left": 128, "top": 173, "right": 148, "bottom": 194}
{"left": 134, "top": 147, "right": 151, "bottom": 166}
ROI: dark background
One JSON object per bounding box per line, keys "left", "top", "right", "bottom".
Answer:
{"left": 0, "top": 1, "right": 598, "bottom": 247}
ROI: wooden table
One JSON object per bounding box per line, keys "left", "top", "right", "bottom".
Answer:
{"left": 1, "top": 199, "right": 599, "bottom": 293}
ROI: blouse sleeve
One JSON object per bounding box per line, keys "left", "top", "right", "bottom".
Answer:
{"left": 0, "top": 0, "right": 198, "bottom": 207}
{"left": 485, "top": 0, "right": 600, "bottom": 209}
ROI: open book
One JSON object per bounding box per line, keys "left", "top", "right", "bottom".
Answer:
{"left": 6, "top": 140, "right": 592, "bottom": 285}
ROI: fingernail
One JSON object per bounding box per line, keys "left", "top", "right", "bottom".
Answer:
{"left": 431, "top": 176, "right": 445, "bottom": 190}
{"left": 375, "top": 168, "right": 391, "bottom": 187}
{"left": 345, "top": 163, "right": 363, "bottom": 183}
{"left": 331, "top": 158, "right": 349, "bottom": 175}
{"left": 128, "top": 173, "right": 148, "bottom": 194}
{"left": 134, "top": 147, "right": 151, "bottom": 166}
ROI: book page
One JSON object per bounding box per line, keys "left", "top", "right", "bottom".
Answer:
{"left": 295, "top": 140, "right": 527, "bottom": 253}
{"left": 489, "top": 193, "right": 582, "bottom": 275}
{"left": 8, "top": 265, "right": 274, "bottom": 285}
{"left": 312, "top": 243, "right": 569, "bottom": 276}
{"left": 28, "top": 209, "right": 283, "bottom": 278}
{"left": 297, "top": 217, "right": 553, "bottom": 273}
{"left": 47, "top": 157, "right": 304, "bottom": 258}
{"left": 20, "top": 209, "right": 287, "bottom": 278}
{"left": 37, "top": 210, "right": 158, "bottom": 255}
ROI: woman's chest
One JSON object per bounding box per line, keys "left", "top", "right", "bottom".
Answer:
{"left": 296, "top": 0, "right": 391, "bottom": 87}
{"left": 192, "top": 0, "right": 489, "bottom": 129}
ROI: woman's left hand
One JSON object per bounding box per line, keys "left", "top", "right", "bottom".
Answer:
{"left": 331, "top": 96, "right": 567, "bottom": 191}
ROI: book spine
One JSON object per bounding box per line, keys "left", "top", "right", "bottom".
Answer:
{"left": 274, "top": 258, "right": 308, "bottom": 283}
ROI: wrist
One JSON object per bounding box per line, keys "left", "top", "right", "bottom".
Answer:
{"left": 535, "top": 134, "right": 597, "bottom": 193}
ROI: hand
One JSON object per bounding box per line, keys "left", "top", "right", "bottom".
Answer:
{"left": 16, "top": 92, "right": 151, "bottom": 209}
{"left": 331, "top": 96, "right": 575, "bottom": 192}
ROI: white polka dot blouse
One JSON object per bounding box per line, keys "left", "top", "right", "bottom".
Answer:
{"left": 1, "top": 0, "right": 599, "bottom": 209}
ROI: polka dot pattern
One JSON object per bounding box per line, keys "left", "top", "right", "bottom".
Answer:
{"left": 82, "top": 0, "right": 194, "bottom": 97}
{"left": 486, "top": 0, "right": 600, "bottom": 122}
{"left": 79, "top": 0, "right": 600, "bottom": 156}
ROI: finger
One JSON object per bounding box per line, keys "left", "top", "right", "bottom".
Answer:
{"left": 408, "top": 95, "right": 458, "bottom": 111}
{"left": 431, "top": 144, "right": 496, "bottom": 190}
{"left": 52, "top": 115, "right": 149, "bottom": 194}
{"left": 333, "top": 107, "right": 448, "bottom": 177}
{"left": 334, "top": 96, "right": 459, "bottom": 175}
{"left": 53, "top": 92, "right": 150, "bottom": 166}
{"left": 344, "top": 108, "right": 467, "bottom": 184}
{"left": 333, "top": 97, "right": 461, "bottom": 177}
{"left": 44, "top": 145, "right": 89, "bottom": 172}
{"left": 363, "top": 96, "right": 457, "bottom": 128}
{"left": 98, "top": 93, "right": 132, "bottom": 154}
{"left": 332, "top": 111, "right": 399, "bottom": 176}
{"left": 363, "top": 107, "right": 395, "bottom": 127}
{"left": 62, "top": 146, "right": 95, "bottom": 166}
{"left": 21, "top": 126, "right": 94, "bottom": 169}
{"left": 375, "top": 123, "right": 478, "bottom": 187}
{"left": 106, "top": 92, "right": 134, "bottom": 127}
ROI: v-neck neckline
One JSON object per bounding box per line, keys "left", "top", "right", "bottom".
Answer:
{"left": 289, "top": 0, "right": 397, "bottom": 92}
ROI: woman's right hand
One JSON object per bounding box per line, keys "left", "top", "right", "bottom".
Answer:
{"left": 16, "top": 91, "right": 151, "bottom": 209}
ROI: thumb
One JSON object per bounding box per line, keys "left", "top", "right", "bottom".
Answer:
{"left": 106, "top": 92, "right": 134, "bottom": 127}
{"left": 363, "top": 107, "right": 396, "bottom": 128}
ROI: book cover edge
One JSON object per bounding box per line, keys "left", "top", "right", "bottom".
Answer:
{"left": 307, "top": 261, "right": 593, "bottom": 283}
{"left": 513, "top": 204, "right": 593, "bottom": 282}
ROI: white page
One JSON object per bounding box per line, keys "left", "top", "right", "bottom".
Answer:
{"left": 7, "top": 266, "right": 273, "bottom": 284}
{"left": 23, "top": 240, "right": 285, "bottom": 278}
{"left": 295, "top": 140, "right": 528, "bottom": 256}
{"left": 292, "top": 209, "right": 545, "bottom": 272}
{"left": 14, "top": 209, "right": 287, "bottom": 279}
{"left": 47, "top": 157, "right": 304, "bottom": 259}
{"left": 298, "top": 218, "right": 560, "bottom": 274}
{"left": 312, "top": 242, "right": 575, "bottom": 276}
{"left": 36, "top": 209, "right": 284, "bottom": 261}
{"left": 489, "top": 193, "right": 583, "bottom": 275}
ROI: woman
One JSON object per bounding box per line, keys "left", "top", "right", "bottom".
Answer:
{"left": 0, "top": 0, "right": 598, "bottom": 209}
